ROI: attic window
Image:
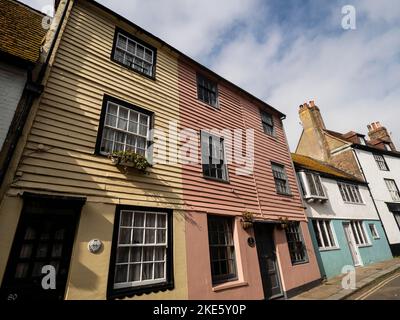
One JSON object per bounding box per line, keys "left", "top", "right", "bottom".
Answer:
{"left": 112, "top": 29, "right": 156, "bottom": 78}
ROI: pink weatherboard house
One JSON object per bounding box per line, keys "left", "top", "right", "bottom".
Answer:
{"left": 178, "top": 58, "right": 321, "bottom": 299}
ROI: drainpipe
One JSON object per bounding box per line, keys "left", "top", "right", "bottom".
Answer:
{"left": 0, "top": 0, "right": 71, "bottom": 187}
{"left": 352, "top": 148, "right": 392, "bottom": 250}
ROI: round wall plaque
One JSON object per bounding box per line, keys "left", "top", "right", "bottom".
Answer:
{"left": 247, "top": 237, "right": 256, "bottom": 247}
{"left": 88, "top": 239, "right": 103, "bottom": 253}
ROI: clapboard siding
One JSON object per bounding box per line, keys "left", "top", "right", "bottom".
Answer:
{"left": 178, "top": 60, "right": 305, "bottom": 219}
{"left": 8, "top": 1, "right": 184, "bottom": 207}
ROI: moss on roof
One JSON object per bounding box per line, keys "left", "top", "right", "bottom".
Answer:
{"left": 291, "top": 153, "right": 363, "bottom": 182}
{"left": 0, "top": 0, "right": 46, "bottom": 63}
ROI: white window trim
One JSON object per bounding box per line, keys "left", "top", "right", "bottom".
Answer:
{"left": 114, "top": 211, "right": 168, "bottom": 290}
{"left": 338, "top": 182, "right": 364, "bottom": 205}
{"left": 368, "top": 223, "right": 380, "bottom": 240}
{"left": 100, "top": 101, "right": 151, "bottom": 158}
{"left": 115, "top": 32, "right": 155, "bottom": 76}
{"left": 314, "top": 220, "right": 339, "bottom": 251}
{"left": 385, "top": 179, "right": 400, "bottom": 202}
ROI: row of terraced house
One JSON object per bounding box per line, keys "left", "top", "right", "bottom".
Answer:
{"left": 0, "top": 0, "right": 398, "bottom": 300}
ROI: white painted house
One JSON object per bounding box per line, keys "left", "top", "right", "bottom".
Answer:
{"left": 295, "top": 101, "right": 400, "bottom": 257}
{"left": 351, "top": 124, "right": 400, "bottom": 256}
{"left": 292, "top": 153, "right": 393, "bottom": 279}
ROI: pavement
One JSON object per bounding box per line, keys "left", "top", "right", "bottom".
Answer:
{"left": 291, "top": 257, "right": 400, "bottom": 300}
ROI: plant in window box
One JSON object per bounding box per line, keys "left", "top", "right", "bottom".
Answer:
{"left": 109, "top": 150, "right": 151, "bottom": 173}
{"left": 277, "top": 217, "right": 290, "bottom": 230}
{"left": 241, "top": 211, "right": 254, "bottom": 230}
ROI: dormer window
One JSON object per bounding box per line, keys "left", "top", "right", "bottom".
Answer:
{"left": 297, "top": 171, "right": 327, "bottom": 201}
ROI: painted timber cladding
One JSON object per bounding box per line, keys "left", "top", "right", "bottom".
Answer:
{"left": 178, "top": 60, "right": 305, "bottom": 218}
{"left": 7, "top": 1, "right": 184, "bottom": 208}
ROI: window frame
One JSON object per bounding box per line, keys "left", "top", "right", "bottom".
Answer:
{"left": 285, "top": 222, "right": 308, "bottom": 265}
{"left": 207, "top": 215, "right": 238, "bottom": 285}
{"left": 350, "top": 220, "right": 370, "bottom": 247}
{"left": 373, "top": 153, "right": 389, "bottom": 171}
{"left": 111, "top": 27, "right": 158, "bottom": 80}
{"left": 368, "top": 223, "right": 380, "bottom": 240}
{"left": 260, "top": 110, "right": 275, "bottom": 136}
{"left": 196, "top": 73, "right": 219, "bottom": 108}
{"left": 384, "top": 179, "right": 400, "bottom": 202}
{"left": 271, "top": 162, "right": 292, "bottom": 196}
{"left": 200, "top": 131, "right": 229, "bottom": 182}
{"left": 95, "top": 95, "right": 154, "bottom": 158}
{"left": 107, "top": 206, "right": 174, "bottom": 299}
{"left": 338, "top": 182, "right": 364, "bottom": 204}
{"left": 312, "top": 219, "right": 339, "bottom": 250}
{"left": 298, "top": 171, "right": 327, "bottom": 199}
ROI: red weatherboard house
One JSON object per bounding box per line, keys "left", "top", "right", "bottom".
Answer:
{"left": 178, "top": 59, "right": 321, "bottom": 299}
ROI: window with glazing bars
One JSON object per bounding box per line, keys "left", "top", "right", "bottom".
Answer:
{"left": 385, "top": 179, "right": 400, "bottom": 201}
{"left": 305, "top": 172, "right": 326, "bottom": 197}
{"left": 312, "top": 220, "right": 337, "bottom": 249}
{"left": 368, "top": 224, "right": 380, "bottom": 239}
{"left": 100, "top": 101, "right": 150, "bottom": 157}
{"left": 272, "top": 163, "right": 291, "bottom": 195}
{"left": 197, "top": 74, "right": 218, "bottom": 107}
{"left": 201, "top": 132, "right": 228, "bottom": 181}
{"left": 338, "top": 182, "right": 363, "bottom": 204}
{"left": 261, "top": 111, "right": 274, "bottom": 136}
{"left": 207, "top": 215, "right": 237, "bottom": 284}
{"left": 113, "top": 32, "right": 155, "bottom": 77}
{"left": 350, "top": 220, "right": 369, "bottom": 246}
{"left": 373, "top": 154, "right": 389, "bottom": 171}
{"left": 285, "top": 222, "right": 308, "bottom": 264}
{"left": 114, "top": 211, "right": 168, "bottom": 289}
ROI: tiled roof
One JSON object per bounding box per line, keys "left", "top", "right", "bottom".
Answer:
{"left": 0, "top": 0, "right": 46, "bottom": 63}
{"left": 291, "top": 153, "right": 363, "bottom": 182}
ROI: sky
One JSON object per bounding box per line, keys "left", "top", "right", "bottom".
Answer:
{"left": 21, "top": 0, "right": 400, "bottom": 150}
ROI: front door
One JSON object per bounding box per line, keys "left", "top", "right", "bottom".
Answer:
{"left": 1, "top": 194, "right": 83, "bottom": 301}
{"left": 343, "top": 222, "right": 362, "bottom": 266}
{"left": 254, "top": 223, "right": 283, "bottom": 299}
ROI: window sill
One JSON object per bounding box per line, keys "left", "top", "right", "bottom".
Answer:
{"left": 262, "top": 131, "right": 278, "bottom": 141}
{"left": 212, "top": 280, "right": 248, "bottom": 292}
{"left": 357, "top": 244, "right": 372, "bottom": 248}
{"left": 203, "top": 175, "right": 230, "bottom": 184}
{"left": 319, "top": 247, "right": 340, "bottom": 252}
{"left": 343, "top": 202, "right": 366, "bottom": 206}
{"left": 110, "top": 58, "right": 156, "bottom": 81}
{"left": 277, "top": 192, "right": 293, "bottom": 198}
{"left": 291, "top": 260, "right": 309, "bottom": 266}
{"left": 197, "top": 98, "right": 220, "bottom": 110}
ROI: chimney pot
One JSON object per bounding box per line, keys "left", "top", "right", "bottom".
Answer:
{"left": 309, "top": 100, "right": 315, "bottom": 107}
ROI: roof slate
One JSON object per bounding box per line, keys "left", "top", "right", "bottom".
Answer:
{"left": 0, "top": 0, "right": 46, "bottom": 63}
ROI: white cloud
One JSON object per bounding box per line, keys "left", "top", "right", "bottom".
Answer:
{"left": 20, "top": 0, "right": 400, "bottom": 150}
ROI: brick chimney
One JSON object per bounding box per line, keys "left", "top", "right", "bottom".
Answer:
{"left": 367, "top": 122, "right": 396, "bottom": 151}
{"left": 297, "top": 101, "right": 330, "bottom": 161}
{"left": 299, "top": 100, "right": 326, "bottom": 131}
